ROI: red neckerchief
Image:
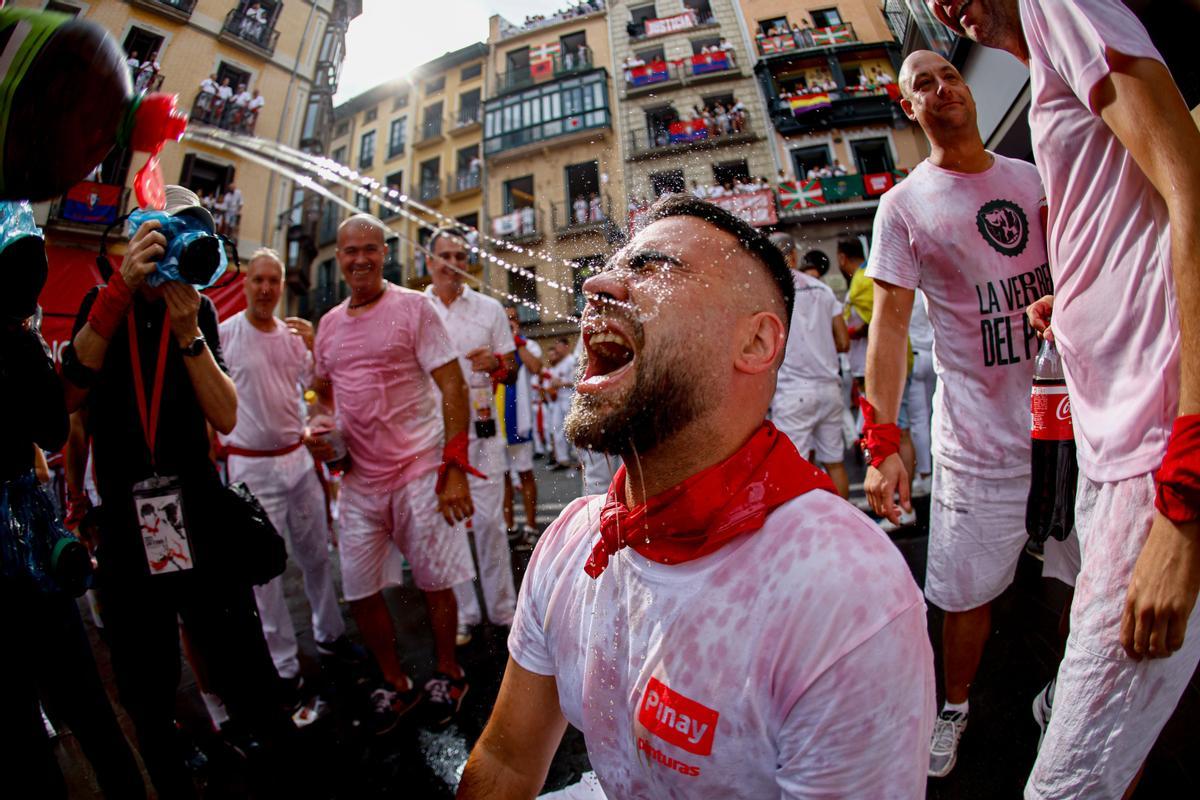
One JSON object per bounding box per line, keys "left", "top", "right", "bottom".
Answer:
{"left": 584, "top": 422, "right": 837, "bottom": 578}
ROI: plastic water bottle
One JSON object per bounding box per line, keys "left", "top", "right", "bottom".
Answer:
{"left": 1025, "top": 339, "right": 1078, "bottom": 542}
{"left": 0, "top": 8, "right": 186, "bottom": 203}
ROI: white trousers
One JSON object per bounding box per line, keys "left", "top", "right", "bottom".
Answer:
{"left": 548, "top": 397, "right": 574, "bottom": 464}
{"left": 227, "top": 447, "right": 345, "bottom": 680}
{"left": 454, "top": 436, "right": 517, "bottom": 626}
{"left": 907, "top": 347, "right": 937, "bottom": 476}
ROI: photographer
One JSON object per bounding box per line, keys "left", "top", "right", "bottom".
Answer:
{"left": 0, "top": 202, "right": 145, "bottom": 798}
{"left": 61, "top": 187, "right": 291, "bottom": 798}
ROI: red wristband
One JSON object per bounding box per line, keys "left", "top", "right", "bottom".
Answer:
{"left": 489, "top": 353, "right": 514, "bottom": 385}
{"left": 436, "top": 430, "right": 487, "bottom": 493}
{"left": 858, "top": 396, "right": 901, "bottom": 469}
{"left": 86, "top": 272, "right": 133, "bottom": 340}
{"left": 1154, "top": 414, "right": 1200, "bottom": 524}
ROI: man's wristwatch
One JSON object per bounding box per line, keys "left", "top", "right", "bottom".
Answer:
{"left": 180, "top": 334, "right": 207, "bottom": 357}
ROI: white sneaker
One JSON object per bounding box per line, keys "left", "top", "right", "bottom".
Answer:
{"left": 878, "top": 506, "right": 918, "bottom": 532}
{"left": 455, "top": 623, "right": 472, "bottom": 647}
{"left": 911, "top": 474, "right": 932, "bottom": 498}
{"left": 928, "top": 709, "right": 968, "bottom": 777}
{"left": 1032, "top": 679, "right": 1054, "bottom": 752}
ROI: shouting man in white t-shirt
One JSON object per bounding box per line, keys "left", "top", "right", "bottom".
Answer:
{"left": 423, "top": 229, "right": 519, "bottom": 647}
{"left": 458, "top": 195, "right": 934, "bottom": 799}
{"left": 768, "top": 231, "right": 850, "bottom": 498}
{"left": 927, "top": 1, "right": 1200, "bottom": 797}
{"left": 863, "top": 50, "right": 1054, "bottom": 779}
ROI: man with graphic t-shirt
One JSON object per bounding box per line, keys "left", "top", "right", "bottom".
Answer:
{"left": 768, "top": 231, "right": 850, "bottom": 498}
{"left": 863, "top": 50, "right": 1062, "bottom": 779}
{"left": 458, "top": 195, "right": 934, "bottom": 799}
{"left": 927, "top": 1, "right": 1200, "bottom": 796}
{"left": 310, "top": 214, "right": 478, "bottom": 732}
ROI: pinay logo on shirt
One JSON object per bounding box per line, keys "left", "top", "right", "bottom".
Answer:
{"left": 637, "top": 676, "right": 719, "bottom": 756}
{"left": 976, "top": 199, "right": 1029, "bottom": 257}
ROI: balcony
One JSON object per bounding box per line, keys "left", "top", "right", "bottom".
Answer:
{"left": 490, "top": 207, "right": 542, "bottom": 245}
{"left": 550, "top": 193, "right": 612, "bottom": 239}
{"left": 415, "top": 119, "right": 445, "bottom": 148}
{"left": 754, "top": 23, "right": 859, "bottom": 58}
{"left": 129, "top": 0, "right": 195, "bottom": 23}
{"left": 220, "top": 9, "right": 280, "bottom": 58}
{"left": 628, "top": 8, "right": 718, "bottom": 41}
{"left": 494, "top": 46, "right": 596, "bottom": 96}
{"left": 495, "top": 1, "right": 607, "bottom": 41}
{"left": 418, "top": 179, "right": 442, "bottom": 203}
{"left": 767, "top": 87, "right": 902, "bottom": 135}
{"left": 452, "top": 106, "right": 483, "bottom": 135}
{"left": 627, "top": 112, "right": 759, "bottom": 162}
{"left": 446, "top": 169, "right": 482, "bottom": 198}
{"left": 623, "top": 51, "right": 740, "bottom": 97}
{"left": 46, "top": 183, "right": 131, "bottom": 232}
{"left": 191, "top": 90, "right": 262, "bottom": 135}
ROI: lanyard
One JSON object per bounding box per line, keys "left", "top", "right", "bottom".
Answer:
{"left": 127, "top": 308, "right": 171, "bottom": 469}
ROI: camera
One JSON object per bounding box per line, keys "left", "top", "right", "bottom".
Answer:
{"left": 127, "top": 207, "right": 228, "bottom": 290}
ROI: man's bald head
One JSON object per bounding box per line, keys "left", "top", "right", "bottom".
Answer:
{"left": 337, "top": 213, "right": 388, "bottom": 244}
{"left": 898, "top": 50, "right": 953, "bottom": 98}
{"left": 897, "top": 49, "right": 980, "bottom": 146}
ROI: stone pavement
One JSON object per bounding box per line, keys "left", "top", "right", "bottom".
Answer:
{"left": 51, "top": 453, "right": 1198, "bottom": 798}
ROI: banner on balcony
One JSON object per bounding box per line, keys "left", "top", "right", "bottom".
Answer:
{"left": 668, "top": 119, "right": 708, "bottom": 143}
{"left": 811, "top": 24, "right": 854, "bottom": 46}
{"left": 492, "top": 212, "right": 520, "bottom": 236}
{"left": 759, "top": 34, "right": 798, "bottom": 55}
{"left": 779, "top": 180, "right": 825, "bottom": 210}
{"left": 644, "top": 10, "right": 698, "bottom": 37}
{"left": 531, "top": 59, "right": 554, "bottom": 80}
{"left": 629, "top": 60, "right": 670, "bottom": 86}
{"left": 690, "top": 52, "right": 730, "bottom": 75}
{"left": 788, "top": 93, "right": 832, "bottom": 115}
{"left": 820, "top": 174, "right": 865, "bottom": 202}
{"left": 863, "top": 172, "right": 895, "bottom": 196}
{"left": 62, "top": 181, "right": 121, "bottom": 224}
{"left": 630, "top": 190, "right": 777, "bottom": 232}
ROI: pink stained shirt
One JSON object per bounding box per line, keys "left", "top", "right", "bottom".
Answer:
{"left": 1020, "top": 0, "right": 1179, "bottom": 482}
{"left": 218, "top": 313, "right": 313, "bottom": 451}
{"left": 313, "top": 283, "right": 458, "bottom": 493}
{"left": 509, "top": 492, "right": 935, "bottom": 799}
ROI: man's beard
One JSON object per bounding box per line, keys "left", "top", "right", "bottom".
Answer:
{"left": 968, "top": 0, "right": 1019, "bottom": 48}
{"left": 564, "top": 336, "right": 711, "bottom": 456}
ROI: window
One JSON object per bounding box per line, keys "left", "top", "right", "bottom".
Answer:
{"left": 458, "top": 88, "right": 482, "bottom": 126}
{"left": 560, "top": 31, "right": 588, "bottom": 61}
{"left": 178, "top": 154, "right": 234, "bottom": 198}
{"left": 393, "top": 94, "right": 409, "bottom": 111}
{"left": 506, "top": 47, "right": 531, "bottom": 72}
{"left": 842, "top": 66, "right": 863, "bottom": 86}
{"left": 811, "top": 7, "right": 843, "bottom": 27}
{"left": 483, "top": 72, "right": 611, "bottom": 155}
{"left": 419, "top": 157, "right": 441, "bottom": 200}
{"left": 503, "top": 175, "right": 535, "bottom": 213}
{"left": 456, "top": 212, "right": 479, "bottom": 230}
{"left": 850, "top": 137, "right": 894, "bottom": 174}
{"left": 216, "top": 62, "right": 252, "bottom": 94}
{"left": 388, "top": 116, "right": 406, "bottom": 157}
{"left": 422, "top": 101, "right": 443, "bottom": 139}
{"left": 565, "top": 161, "right": 600, "bottom": 208}
{"left": 461, "top": 63, "right": 482, "bottom": 81}
{"left": 683, "top": 0, "right": 715, "bottom": 24}
{"left": 354, "top": 192, "right": 372, "bottom": 213}
{"left": 332, "top": 145, "right": 347, "bottom": 165}
{"left": 712, "top": 159, "right": 750, "bottom": 188}
{"left": 508, "top": 265, "right": 539, "bottom": 323}
{"left": 385, "top": 170, "right": 404, "bottom": 193}
{"left": 650, "top": 169, "right": 685, "bottom": 196}
{"left": 691, "top": 36, "right": 721, "bottom": 54}
{"left": 335, "top": 121, "right": 349, "bottom": 137}
{"left": 425, "top": 75, "right": 445, "bottom": 94}
{"left": 365, "top": 107, "right": 378, "bottom": 123}
{"left": 636, "top": 45, "right": 665, "bottom": 63}
{"left": 644, "top": 105, "right": 678, "bottom": 147}
{"left": 358, "top": 130, "right": 376, "bottom": 168}
{"left": 573, "top": 255, "right": 604, "bottom": 315}
{"left": 122, "top": 27, "right": 164, "bottom": 64}
{"left": 759, "top": 17, "right": 788, "bottom": 34}
{"left": 791, "top": 145, "right": 832, "bottom": 178}
{"left": 628, "top": 4, "right": 657, "bottom": 37}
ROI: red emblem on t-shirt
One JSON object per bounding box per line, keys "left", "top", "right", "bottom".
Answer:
{"left": 637, "top": 677, "right": 719, "bottom": 756}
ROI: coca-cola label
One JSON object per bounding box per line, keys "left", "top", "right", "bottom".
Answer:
{"left": 1031, "top": 384, "right": 1073, "bottom": 441}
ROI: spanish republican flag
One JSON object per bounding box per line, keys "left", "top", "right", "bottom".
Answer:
{"left": 788, "top": 93, "right": 832, "bottom": 115}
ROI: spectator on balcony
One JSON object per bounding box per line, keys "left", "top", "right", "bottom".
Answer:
{"left": 197, "top": 73, "right": 218, "bottom": 123}
{"left": 214, "top": 78, "right": 234, "bottom": 126}
{"left": 519, "top": 205, "right": 535, "bottom": 237}
{"left": 239, "top": 2, "right": 269, "bottom": 44}
{"left": 135, "top": 52, "right": 160, "bottom": 94}
{"left": 468, "top": 155, "right": 482, "bottom": 179}
{"left": 230, "top": 84, "right": 253, "bottom": 132}
{"left": 832, "top": 160, "right": 849, "bottom": 177}
{"left": 877, "top": 68, "right": 894, "bottom": 85}
{"left": 588, "top": 193, "right": 604, "bottom": 222}
{"left": 222, "top": 183, "right": 244, "bottom": 241}
{"left": 245, "top": 90, "right": 265, "bottom": 135}
{"left": 573, "top": 195, "right": 588, "bottom": 226}
{"left": 126, "top": 51, "right": 141, "bottom": 81}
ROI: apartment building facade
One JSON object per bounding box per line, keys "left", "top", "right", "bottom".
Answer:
{"left": 482, "top": 5, "right": 623, "bottom": 335}
{"left": 304, "top": 42, "right": 487, "bottom": 319}
{"left": 742, "top": 0, "right": 925, "bottom": 286}
{"left": 23, "top": 0, "right": 359, "bottom": 260}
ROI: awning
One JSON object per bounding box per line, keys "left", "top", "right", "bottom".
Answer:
{"left": 38, "top": 245, "right": 247, "bottom": 364}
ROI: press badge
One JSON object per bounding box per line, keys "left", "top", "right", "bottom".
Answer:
{"left": 471, "top": 384, "right": 497, "bottom": 438}
{"left": 132, "top": 476, "right": 194, "bottom": 575}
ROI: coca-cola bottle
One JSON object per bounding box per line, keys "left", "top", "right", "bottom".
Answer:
{"left": 0, "top": 8, "right": 187, "bottom": 203}
{"left": 1026, "top": 338, "right": 1078, "bottom": 542}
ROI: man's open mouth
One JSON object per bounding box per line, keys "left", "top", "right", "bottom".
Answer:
{"left": 579, "top": 326, "right": 636, "bottom": 391}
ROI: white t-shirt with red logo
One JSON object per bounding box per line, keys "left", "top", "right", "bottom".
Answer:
{"left": 1019, "top": 0, "right": 1178, "bottom": 482}
{"left": 510, "top": 491, "right": 934, "bottom": 799}
{"left": 868, "top": 155, "right": 1047, "bottom": 478}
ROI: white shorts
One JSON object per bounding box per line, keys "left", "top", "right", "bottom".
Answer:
{"left": 773, "top": 382, "right": 844, "bottom": 465}
{"left": 505, "top": 441, "right": 534, "bottom": 475}
{"left": 925, "top": 462, "right": 1030, "bottom": 612}
{"left": 1027, "top": 473, "right": 1200, "bottom": 799}
{"left": 1042, "top": 530, "right": 1081, "bottom": 588}
{"left": 337, "top": 469, "right": 475, "bottom": 600}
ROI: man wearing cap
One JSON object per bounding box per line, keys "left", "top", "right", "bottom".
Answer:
{"left": 769, "top": 231, "right": 850, "bottom": 498}
{"left": 423, "top": 229, "right": 518, "bottom": 646}
{"left": 925, "top": 1, "right": 1200, "bottom": 796}
{"left": 61, "top": 186, "right": 291, "bottom": 797}
{"left": 459, "top": 195, "right": 934, "bottom": 799}
{"left": 311, "top": 214, "right": 477, "bottom": 731}
{"left": 218, "top": 248, "right": 360, "bottom": 702}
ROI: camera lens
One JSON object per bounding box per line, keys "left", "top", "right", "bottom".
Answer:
{"left": 177, "top": 236, "right": 221, "bottom": 286}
